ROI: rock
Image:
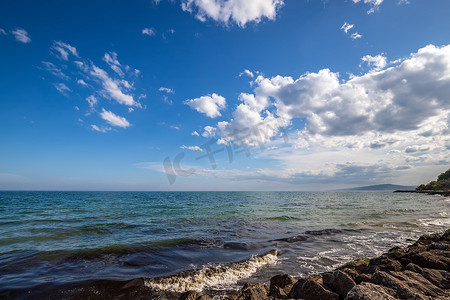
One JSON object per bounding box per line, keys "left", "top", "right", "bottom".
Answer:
{"left": 301, "top": 279, "right": 339, "bottom": 300}
{"left": 322, "top": 272, "right": 334, "bottom": 288}
{"left": 344, "top": 282, "right": 396, "bottom": 300}
{"left": 341, "top": 268, "right": 359, "bottom": 281}
{"left": 270, "top": 274, "right": 297, "bottom": 294}
{"left": 355, "top": 274, "right": 372, "bottom": 284}
{"left": 421, "top": 268, "right": 450, "bottom": 289}
{"left": 197, "top": 296, "right": 211, "bottom": 300}
{"left": 179, "top": 291, "right": 201, "bottom": 300}
{"left": 411, "top": 251, "right": 450, "bottom": 271}
{"left": 269, "top": 286, "right": 287, "bottom": 299}
{"left": 331, "top": 270, "right": 356, "bottom": 298}
{"left": 404, "top": 262, "right": 423, "bottom": 273}
{"left": 229, "top": 282, "right": 269, "bottom": 300}
{"left": 366, "top": 257, "right": 402, "bottom": 273}
{"left": 371, "top": 270, "right": 448, "bottom": 299}
{"left": 339, "top": 258, "right": 370, "bottom": 274}
{"left": 288, "top": 278, "right": 306, "bottom": 299}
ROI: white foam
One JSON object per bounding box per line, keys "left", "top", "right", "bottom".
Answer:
{"left": 418, "top": 217, "right": 450, "bottom": 227}
{"left": 145, "top": 251, "right": 278, "bottom": 293}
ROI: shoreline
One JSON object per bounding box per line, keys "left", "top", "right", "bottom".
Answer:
{"left": 6, "top": 229, "right": 448, "bottom": 300}
{"left": 394, "top": 190, "right": 450, "bottom": 197}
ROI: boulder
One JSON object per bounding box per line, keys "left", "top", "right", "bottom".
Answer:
{"left": 270, "top": 274, "right": 297, "bottom": 294}
{"left": 331, "top": 270, "right": 356, "bottom": 298}
{"left": 344, "top": 282, "right": 396, "bottom": 300}
{"left": 301, "top": 279, "right": 339, "bottom": 300}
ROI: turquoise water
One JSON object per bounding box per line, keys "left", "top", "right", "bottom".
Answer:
{"left": 0, "top": 191, "right": 448, "bottom": 295}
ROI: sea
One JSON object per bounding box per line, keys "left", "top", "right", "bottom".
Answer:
{"left": 0, "top": 191, "right": 449, "bottom": 297}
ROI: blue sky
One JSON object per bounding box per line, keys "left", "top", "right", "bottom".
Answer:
{"left": 1, "top": 0, "right": 450, "bottom": 190}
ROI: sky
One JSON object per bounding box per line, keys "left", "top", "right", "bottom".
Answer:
{"left": 1, "top": 0, "right": 450, "bottom": 191}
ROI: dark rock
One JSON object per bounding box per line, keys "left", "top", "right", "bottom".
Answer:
{"left": 197, "top": 296, "right": 211, "bottom": 300}
{"left": 404, "top": 262, "right": 423, "bottom": 273}
{"left": 411, "top": 251, "right": 450, "bottom": 271}
{"left": 431, "top": 243, "right": 449, "bottom": 250}
{"left": 341, "top": 268, "right": 359, "bottom": 281}
{"left": 322, "top": 272, "right": 334, "bottom": 288}
{"left": 301, "top": 279, "right": 339, "bottom": 300}
{"left": 179, "top": 291, "right": 201, "bottom": 300}
{"left": 270, "top": 274, "right": 297, "bottom": 294}
{"left": 344, "top": 282, "right": 396, "bottom": 300}
{"left": 269, "top": 286, "right": 287, "bottom": 299}
{"left": 331, "top": 270, "right": 356, "bottom": 298}
{"left": 355, "top": 274, "right": 372, "bottom": 284}
{"left": 366, "top": 257, "right": 402, "bottom": 273}
{"left": 288, "top": 278, "right": 306, "bottom": 299}
{"left": 229, "top": 283, "right": 269, "bottom": 300}
{"left": 421, "top": 268, "right": 450, "bottom": 289}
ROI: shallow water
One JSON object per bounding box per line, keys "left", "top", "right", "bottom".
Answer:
{"left": 0, "top": 191, "right": 448, "bottom": 295}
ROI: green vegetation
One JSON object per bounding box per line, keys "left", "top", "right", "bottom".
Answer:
{"left": 416, "top": 168, "right": 450, "bottom": 191}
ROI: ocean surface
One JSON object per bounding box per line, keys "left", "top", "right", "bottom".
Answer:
{"left": 0, "top": 191, "right": 449, "bottom": 297}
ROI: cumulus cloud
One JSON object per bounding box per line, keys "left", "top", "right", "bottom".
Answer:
{"left": 100, "top": 109, "right": 130, "bottom": 128}
{"left": 181, "top": 0, "right": 284, "bottom": 27}
{"left": 200, "top": 44, "right": 450, "bottom": 158}
{"left": 52, "top": 41, "right": 78, "bottom": 60}
{"left": 11, "top": 28, "right": 31, "bottom": 43}
{"left": 185, "top": 93, "right": 226, "bottom": 118}
{"left": 360, "top": 53, "right": 387, "bottom": 71}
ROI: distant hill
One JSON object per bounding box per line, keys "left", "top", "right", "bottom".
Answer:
{"left": 343, "top": 184, "right": 417, "bottom": 191}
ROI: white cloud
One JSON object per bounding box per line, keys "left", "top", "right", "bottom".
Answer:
{"left": 100, "top": 109, "right": 131, "bottom": 128}
{"left": 41, "top": 61, "right": 69, "bottom": 80}
{"left": 180, "top": 145, "right": 203, "bottom": 151}
{"left": 91, "top": 124, "right": 111, "bottom": 133}
{"left": 0, "top": 28, "right": 7, "bottom": 35}
{"left": 103, "top": 52, "right": 124, "bottom": 77}
{"left": 360, "top": 53, "right": 387, "bottom": 71}
{"left": 181, "top": 0, "right": 284, "bottom": 27}
{"left": 86, "top": 95, "right": 98, "bottom": 109}
{"left": 52, "top": 41, "right": 78, "bottom": 60}
{"left": 192, "top": 131, "right": 200, "bottom": 136}
{"left": 77, "top": 79, "right": 88, "bottom": 86}
{"left": 185, "top": 93, "right": 226, "bottom": 118}
{"left": 340, "top": 22, "right": 354, "bottom": 34}
{"left": 239, "top": 69, "right": 254, "bottom": 78}
{"left": 90, "top": 65, "right": 139, "bottom": 107}
{"left": 351, "top": 32, "right": 362, "bottom": 40}
{"left": 352, "top": 0, "right": 384, "bottom": 14}
{"left": 202, "top": 125, "right": 217, "bottom": 138}
{"left": 142, "top": 27, "right": 156, "bottom": 36}
{"left": 53, "top": 83, "right": 71, "bottom": 95}
{"left": 11, "top": 28, "right": 31, "bottom": 43}
{"left": 159, "top": 87, "right": 175, "bottom": 94}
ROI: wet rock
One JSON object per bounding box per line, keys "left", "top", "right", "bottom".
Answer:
{"left": 228, "top": 282, "right": 269, "bottom": 300}
{"left": 331, "top": 270, "right": 356, "bottom": 298}
{"left": 270, "top": 274, "right": 297, "bottom": 294}
{"left": 322, "top": 272, "right": 334, "bottom": 288}
{"left": 288, "top": 278, "right": 306, "bottom": 299}
{"left": 179, "top": 291, "right": 201, "bottom": 300}
{"left": 344, "top": 282, "right": 396, "bottom": 300}
{"left": 341, "top": 268, "right": 359, "bottom": 281}
{"left": 269, "top": 286, "right": 287, "bottom": 299}
{"left": 301, "top": 279, "right": 339, "bottom": 300}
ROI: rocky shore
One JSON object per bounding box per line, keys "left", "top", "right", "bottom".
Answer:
{"left": 177, "top": 229, "right": 450, "bottom": 300}
{"left": 7, "top": 229, "right": 449, "bottom": 300}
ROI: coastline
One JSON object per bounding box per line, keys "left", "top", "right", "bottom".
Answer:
{"left": 394, "top": 190, "right": 450, "bottom": 197}
{"left": 7, "top": 229, "right": 448, "bottom": 300}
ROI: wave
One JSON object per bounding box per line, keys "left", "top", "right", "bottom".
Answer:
{"left": 145, "top": 250, "right": 278, "bottom": 293}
